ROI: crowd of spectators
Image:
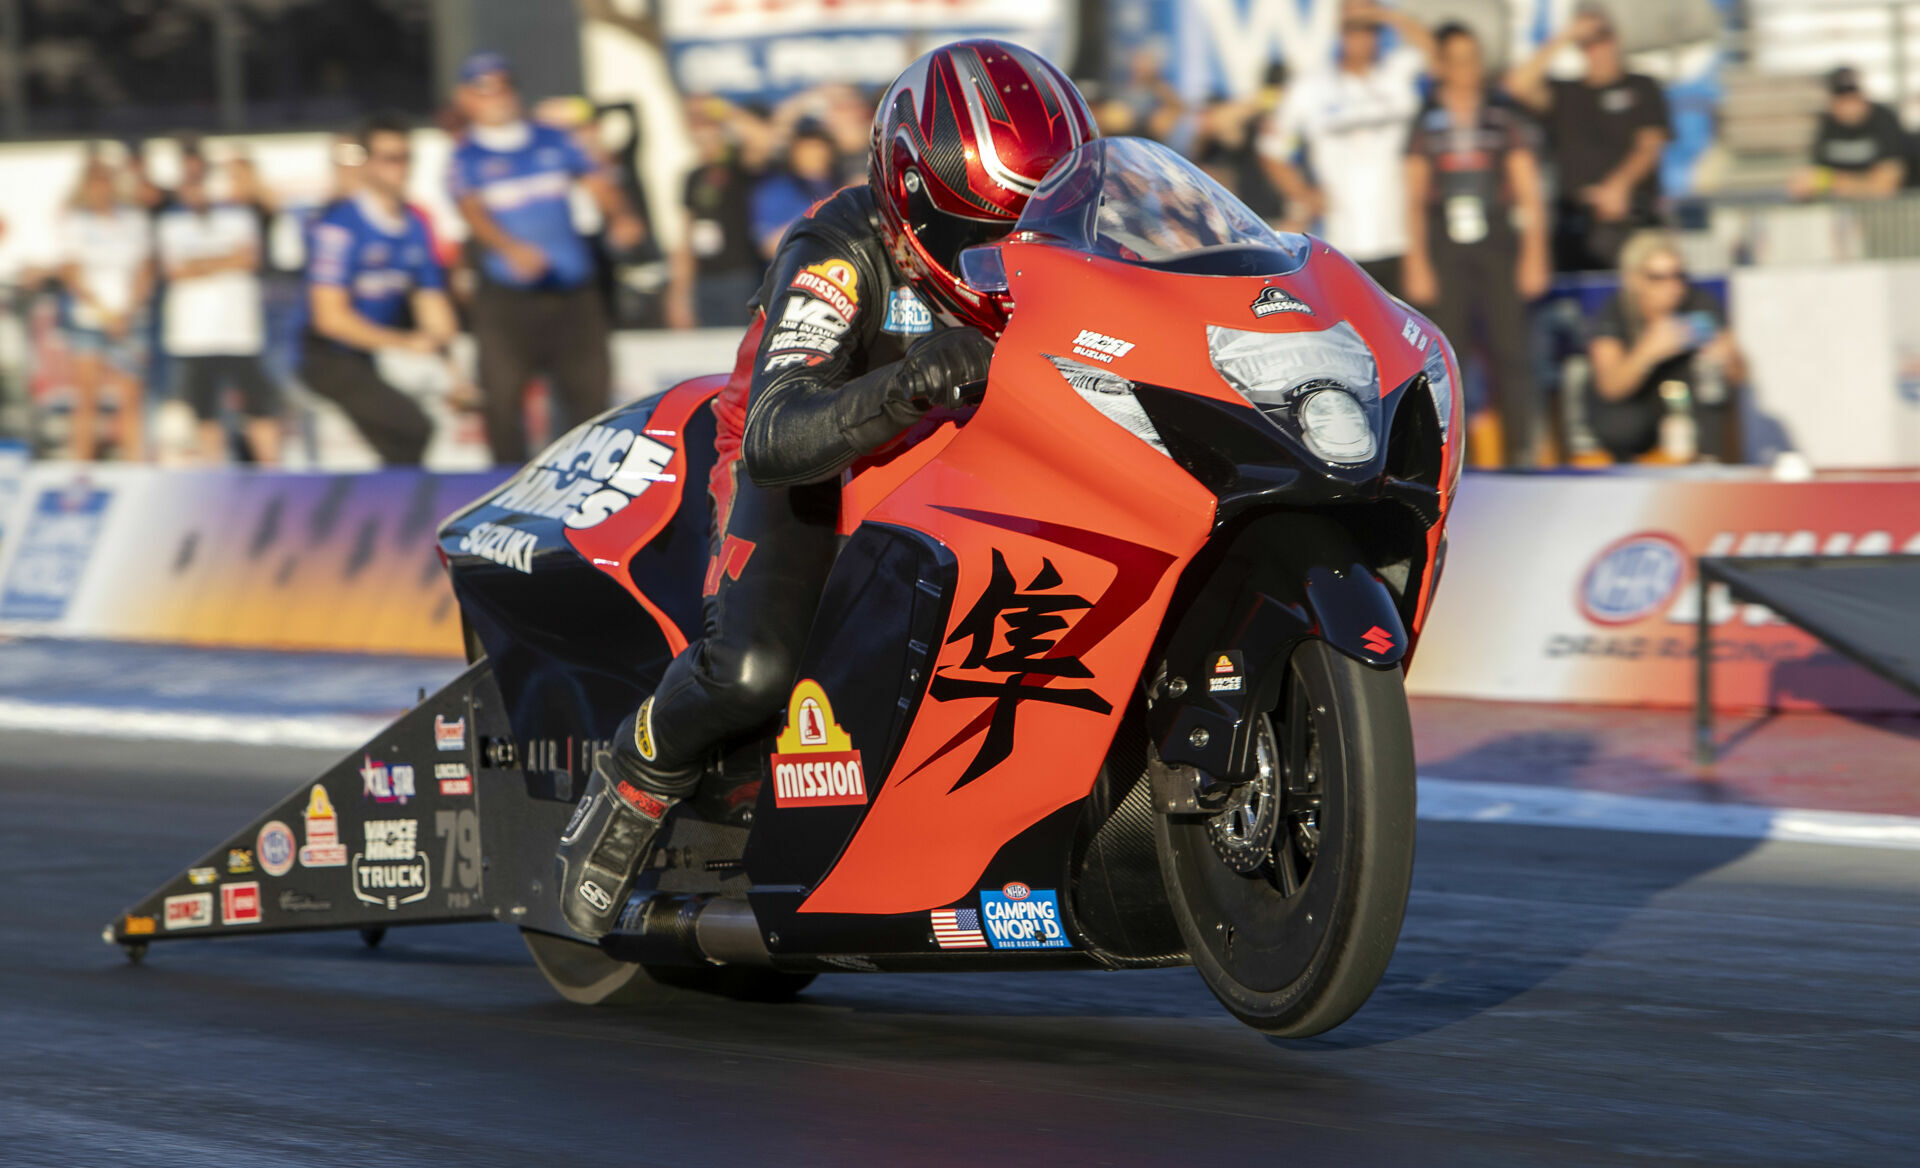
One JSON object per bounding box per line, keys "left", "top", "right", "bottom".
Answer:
{"left": 26, "top": 2, "right": 1913, "bottom": 471}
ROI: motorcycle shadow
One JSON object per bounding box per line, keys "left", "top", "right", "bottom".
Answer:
{"left": 1280, "top": 730, "right": 1762, "bottom": 1050}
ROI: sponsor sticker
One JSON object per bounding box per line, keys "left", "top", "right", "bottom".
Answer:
{"left": 978, "top": 886, "right": 1070, "bottom": 950}
{"left": 187, "top": 866, "right": 218, "bottom": 886}
{"left": 615, "top": 780, "right": 669, "bottom": 819}
{"left": 299, "top": 784, "right": 348, "bottom": 868}
{"left": 361, "top": 756, "right": 416, "bottom": 804}
{"left": 435, "top": 716, "right": 466, "bottom": 752}
{"left": 491, "top": 422, "right": 676, "bottom": 532}
{"left": 1071, "top": 329, "right": 1136, "bottom": 364}
{"left": 256, "top": 821, "right": 296, "bottom": 878}
{"left": 770, "top": 679, "right": 866, "bottom": 808}
{"left": 1251, "top": 286, "right": 1313, "bottom": 318}
{"left": 434, "top": 762, "right": 473, "bottom": 797}
{"left": 458, "top": 522, "right": 536, "bottom": 573}
{"left": 165, "top": 892, "right": 213, "bottom": 930}
{"left": 220, "top": 882, "right": 261, "bottom": 926}
{"left": 1401, "top": 316, "right": 1430, "bottom": 352}
{"left": 124, "top": 914, "right": 156, "bottom": 936}
{"left": 765, "top": 294, "right": 854, "bottom": 362}
{"left": 352, "top": 819, "right": 431, "bottom": 910}
{"left": 1579, "top": 533, "right": 1689, "bottom": 626}
{"left": 0, "top": 484, "right": 111, "bottom": 623}
{"left": 930, "top": 906, "right": 988, "bottom": 949}
{"left": 278, "top": 890, "right": 332, "bottom": 913}
{"left": 881, "top": 287, "right": 933, "bottom": 335}
{"left": 789, "top": 258, "right": 861, "bottom": 320}
{"left": 226, "top": 848, "right": 254, "bottom": 875}
{"left": 1209, "top": 650, "right": 1245, "bottom": 693}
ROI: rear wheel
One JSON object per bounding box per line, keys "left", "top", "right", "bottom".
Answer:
{"left": 1154, "top": 639, "right": 1415, "bottom": 1037}
{"left": 520, "top": 929, "right": 816, "bottom": 1005}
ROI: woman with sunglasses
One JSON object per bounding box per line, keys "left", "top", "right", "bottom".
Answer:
{"left": 1585, "top": 230, "right": 1745, "bottom": 462}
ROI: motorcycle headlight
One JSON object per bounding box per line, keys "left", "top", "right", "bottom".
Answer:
{"left": 1422, "top": 341, "right": 1454, "bottom": 442}
{"left": 1206, "top": 321, "right": 1380, "bottom": 466}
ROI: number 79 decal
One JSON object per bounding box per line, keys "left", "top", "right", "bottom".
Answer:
{"left": 435, "top": 808, "right": 483, "bottom": 911}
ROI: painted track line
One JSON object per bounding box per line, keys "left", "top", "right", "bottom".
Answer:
{"left": 0, "top": 699, "right": 385, "bottom": 751}
{"left": 6, "top": 699, "right": 1917, "bottom": 853}
{"left": 1419, "top": 776, "right": 1920, "bottom": 852}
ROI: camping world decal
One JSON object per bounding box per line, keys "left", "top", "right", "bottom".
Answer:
{"left": 978, "top": 883, "right": 1070, "bottom": 950}
{"left": 770, "top": 679, "right": 866, "bottom": 808}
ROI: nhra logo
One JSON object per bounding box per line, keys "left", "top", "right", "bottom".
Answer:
{"left": 770, "top": 679, "right": 866, "bottom": 808}
{"left": 978, "top": 885, "right": 1070, "bottom": 950}
{"left": 1579, "top": 533, "right": 1689, "bottom": 626}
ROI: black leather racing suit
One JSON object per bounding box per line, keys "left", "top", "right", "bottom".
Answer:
{"left": 638, "top": 185, "right": 989, "bottom": 786}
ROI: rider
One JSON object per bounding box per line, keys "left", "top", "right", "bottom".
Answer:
{"left": 556, "top": 41, "right": 1097, "bottom": 937}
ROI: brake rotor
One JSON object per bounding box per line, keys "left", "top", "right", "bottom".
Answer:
{"left": 1205, "top": 716, "right": 1281, "bottom": 874}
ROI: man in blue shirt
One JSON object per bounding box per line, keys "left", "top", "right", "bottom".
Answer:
{"left": 302, "top": 114, "right": 458, "bottom": 466}
{"left": 449, "top": 52, "right": 647, "bottom": 464}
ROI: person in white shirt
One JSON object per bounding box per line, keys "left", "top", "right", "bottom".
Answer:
{"left": 156, "top": 164, "right": 283, "bottom": 464}
{"left": 1258, "top": 0, "right": 1435, "bottom": 296}
{"left": 58, "top": 159, "right": 153, "bottom": 461}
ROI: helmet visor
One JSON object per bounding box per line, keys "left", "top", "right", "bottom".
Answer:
{"left": 903, "top": 174, "right": 1016, "bottom": 277}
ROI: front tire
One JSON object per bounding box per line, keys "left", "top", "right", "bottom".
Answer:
{"left": 1154, "top": 639, "right": 1415, "bottom": 1037}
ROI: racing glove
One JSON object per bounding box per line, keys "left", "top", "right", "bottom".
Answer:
{"left": 746, "top": 328, "right": 996, "bottom": 489}
{"left": 831, "top": 328, "right": 994, "bottom": 451}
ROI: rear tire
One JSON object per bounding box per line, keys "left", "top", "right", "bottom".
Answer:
{"left": 1154, "top": 639, "right": 1415, "bottom": 1037}
{"left": 520, "top": 929, "right": 816, "bottom": 1005}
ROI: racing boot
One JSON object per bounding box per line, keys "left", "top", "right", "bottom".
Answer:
{"left": 554, "top": 698, "right": 702, "bottom": 939}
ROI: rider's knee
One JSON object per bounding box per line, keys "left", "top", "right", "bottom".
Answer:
{"left": 699, "top": 637, "right": 798, "bottom": 722}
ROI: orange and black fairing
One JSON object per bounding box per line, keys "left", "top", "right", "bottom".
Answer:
{"left": 434, "top": 136, "right": 1457, "bottom": 965}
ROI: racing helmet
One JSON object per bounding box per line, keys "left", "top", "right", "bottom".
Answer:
{"left": 870, "top": 40, "right": 1096, "bottom": 333}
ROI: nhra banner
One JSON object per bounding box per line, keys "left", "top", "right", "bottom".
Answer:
{"left": 660, "top": 0, "right": 1070, "bottom": 97}
{"left": 0, "top": 465, "right": 508, "bottom": 657}
{"left": 1407, "top": 471, "right": 1920, "bottom": 713}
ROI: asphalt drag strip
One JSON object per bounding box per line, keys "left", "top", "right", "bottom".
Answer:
{"left": 4, "top": 731, "right": 1916, "bottom": 1166}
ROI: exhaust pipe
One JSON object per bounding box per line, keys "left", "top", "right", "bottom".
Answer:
{"left": 599, "top": 893, "right": 771, "bottom": 967}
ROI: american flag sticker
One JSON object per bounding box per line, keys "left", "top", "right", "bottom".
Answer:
{"left": 930, "top": 907, "right": 988, "bottom": 949}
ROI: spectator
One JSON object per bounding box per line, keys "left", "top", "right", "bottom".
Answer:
{"left": 156, "top": 160, "right": 282, "bottom": 465}
{"left": 1505, "top": 2, "right": 1671, "bottom": 272}
{"left": 449, "top": 51, "right": 646, "bottom": 465}
{"left": 668, "top": 97, "right": 771, "bottom": 330}
{"left": 58, "top": 158, "right": 152, "bottom": 461}
{"left": 1259, "top": 0, "right": 1434, "bottom": 295}
{"left": 1586, "top": 230, "right": 1745, "bottom": 463}
{"left": 1197, "top": 63, "right": 1292, "bottom": 228}
{"left": 1790, "top": 67, "right": 1907, "bottom": 200}
{"left": 302, "top": 115, "right": 456, "bottom": 466}
{"left": 1117, "top": 47, "right": 1187, "bottom": 144}
{"left": 224, "top": 152, "right": 279, "bottom": 261}
{"left": 1404, "top": 21, "right": 1550, "bottom": 467}
{"left": 749, "top": 120, "right": 840, "bottom": 260}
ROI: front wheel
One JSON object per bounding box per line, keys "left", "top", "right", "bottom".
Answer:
{"left": 1154, "top": 639, "right": 1416, "bottom": 1037}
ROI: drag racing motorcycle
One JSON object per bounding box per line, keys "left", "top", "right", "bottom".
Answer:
{"left": 110, "top": 138, "right": 1462, "bottom": 1037}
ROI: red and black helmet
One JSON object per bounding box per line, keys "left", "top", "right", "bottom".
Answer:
{"left": 871, "top": 40, "right": 1095, "bottom": 333}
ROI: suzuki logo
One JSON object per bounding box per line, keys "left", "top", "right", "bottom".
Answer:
{"left": 1361, "top": 626, "right": 1395, "bottom": 655}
